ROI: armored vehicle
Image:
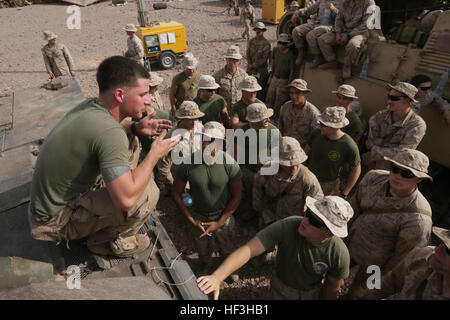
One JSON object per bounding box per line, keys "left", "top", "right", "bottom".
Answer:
{"left": 0, "top": 80, "right": 207, "bottom": 300}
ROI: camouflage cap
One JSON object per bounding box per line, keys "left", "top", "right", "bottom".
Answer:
{"left": 288, "top": 79, "right": 311, "bottom": 92}
{"left": 175, "top": 101, "right": 205, "bottom": 120}
{"left": 432, "top": 226, "right": 450, "bottom": 251}
{"left": 224, "top": 45, "right": 243, "bottom": 60}
{"left": 246, "top": 102, "right": 274, "bottom": 122}
{"left": 318, "top": 106, "right": 349, "bottom": 129}
{"left": 290, "top": 0, "right": 300, "bottom": 7}
{"left": 277, "top": 33, "right": 291, "bottom": 44}
{"left": 387, "top": 81, "right": 418, "bottom": 103}
{"left": 123, "top": 24, "right": 138, "bottom": 32}
{"left": 332, "top": 84, "right": 358, "bottom": 99}
{"left": 306, "top": 196, "right": 354, "bottom": 238}
{"left": 239, "top": 76, "right": 262, "bottom": 92}
{"left": 149, "top": 72, "right": 163, "bottom": 87}
{"left": 181, "top": 52, "right": 198, "bottom": 70}
{"left": 279, "top": 136, "right": 307, "bottom": 166}
{"left": 43, "top": 30, "right": 57, "bottom": 41}
{"left": 253, "top": 22, "right": 267, "bottom": 31}
{"left": 384, "top": 148, "right": 432, "bottom": 181}
{"left": 202, "top": 121, "right": 226, "bottom": 140}
{"left": 196, "top": 75, "right": 220, "bottom": 89}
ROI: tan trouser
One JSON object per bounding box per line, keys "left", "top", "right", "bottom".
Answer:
{"left": 188, "top": 211, "right": 237, "bottom": 264}
{"left": 306, "top": 25, "right": 333, "bottom": 55}
{"left": 242, "top": 19, "right": 252, "bottom": 39}
{"left": 28, "top": 136, "right": 159, "bottom": 249}
{"left": 268, "top": 273, "right": 322, "bottom": 300}
{"left": 319, "top": 178, "right": 340, "bottom": 196}
{"left": 292, "top": 22, "right": 316, "bottom": 49}
{"left": 266, "top": 76, "right": 289, "bottom": 117}
{"left": 317, "top": 31, "right": 368, "bottom": 65}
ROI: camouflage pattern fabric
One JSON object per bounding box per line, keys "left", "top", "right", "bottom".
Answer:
{"left": 411, "top": 90, "right": 450, "bottom": 114}
{"left": 42, "top": 43, "right": 75, "bottom": 77}
{"left": 213, "top": 66, "right": 248, "bottom": 111}
{"left": 125, "top": 35, "right": 145, "bottom": 65}
{"left": 246, "top": 37, "right": 271, "bottom": 76}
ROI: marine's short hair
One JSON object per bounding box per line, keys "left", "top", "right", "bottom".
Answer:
{"left": 410, "top": 74, "right": 432, "bottom": 87}
{"left": 96, "top": 56, "right": 150, "bottom": 94}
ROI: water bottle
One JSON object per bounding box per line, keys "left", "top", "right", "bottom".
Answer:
{"left": 359, "top": 55, "right": 370, "bottom": 79}
{"left": 321, "top": 8, "right": 331, "bottom": 26}
{"left": 182, "top": 193, "right": 193, "bottom": 207}
{"left": 434, "top": 68, "right": 449, "bottom": 97}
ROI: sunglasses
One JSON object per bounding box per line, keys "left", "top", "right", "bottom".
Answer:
{"left": 387, "top": 94, "right": 408, "bottom": 101}
{"left": 390, "top": 163, "right": 416, "bottom": 179}
{"left": 205, "top": 89, "right": 216, "bottom": 93}
{"left": 419, "top": 86, "right": 431, "bottom": 91}
{"left": 319, "top": 122, "right": 329, "bottom": 128}
{"left": 305, "top": 209, "right": 328, "bottom": 229}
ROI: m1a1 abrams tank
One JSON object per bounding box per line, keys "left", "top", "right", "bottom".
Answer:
{"left": 0, "top": 79, "right": 207, "bottom": 300}
{"left": 277, "top": 2, "right": 450, "bottom": 229}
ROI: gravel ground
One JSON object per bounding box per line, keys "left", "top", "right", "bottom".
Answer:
{"left": 0, "top": 0, "right": 279, "bottom": 300}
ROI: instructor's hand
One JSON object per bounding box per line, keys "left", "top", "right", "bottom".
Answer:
{"left": 197, "top": 274, "right": 222, "bottom": 300}
{"left": 137, "top": 111, "right": 173, "bottom": 136}
{"left": 149, "top": 131, "right": 181, "bottom": 159}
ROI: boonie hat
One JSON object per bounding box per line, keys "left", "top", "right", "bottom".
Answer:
{"left": 224, "top": 45, "right": 243, "bottom": 60}
{"left": 239, "top": 76, "right": 262, "bottom": 92}
{"left": 149, "top": 72, "right": 163, "bottom": 87}
{"left": 253, "top": 22, "right": 267, "bottom": 31}
{"left": 384, "top": 148, "right": 432, "bottom": 181}
{"left": 277, "top": 33, "right": 291, "bottom": 44}
{"left": 43, "top": 30, "right": 57, "bottom": 41}
{"left": 279, "top": 137, "right": 307, "bottom": 166}
{"left": 288, "top": 79, "right": 311, "bottom": 92}
{"left": 432, "top": 226, "right": 450, "bottom": 251}
{"left": 290, "top": 0, "right": 300, "bottom": 7}
{"left": 387, "top": 81, "right": 418, "bottom": 103}
{"left": 175, "top": 101, "right": 205, "bottom": 120}
{"left": 202, "top": 121, "right": 226, "bottom": 140}
{"left": 124, "top": 24, "right": 138, "bottom": 32}
{"left": 318, "top": 106, "right": 349, "bottom": 129}
{"left": 246, "top": 103, "right": 274, "bottom": 122}
{"left": 181, "top": 52, "right": 198, "bottom": 70}
{"left": 196, "top": 75, "right": 220, "bottom": 90}
{"left": 306, "top": 196, "right": 354, "bottom": 237}
{"left": 332, "top": 84, "right": 358, "bottom": 99}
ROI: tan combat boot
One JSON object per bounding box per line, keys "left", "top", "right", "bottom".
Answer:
{"left": 309, "top": 55, "right": 323, "bottom": 69}
{"left": 318, "top": 60, "right": 339, "bottom": 70}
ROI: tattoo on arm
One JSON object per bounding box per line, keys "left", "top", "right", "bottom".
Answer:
{"left": 101, "top": 166, "right": 131, "bottom": 183}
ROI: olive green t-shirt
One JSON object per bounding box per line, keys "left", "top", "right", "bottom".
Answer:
{"left": 257, "top": 216, "right": 350, "bottom": 291}
{"left": 174, "top": 151, "right": 242, "bottom": 215}
{"left": 30, "top": 98, "right": 130, "bottom": 222}
{"left": 306, "top": 128, "right": 360, "bottom": 181}
{"left": 172, "top": 71, "right": 201, "bottom": 106}
{"left": 194, "top": 94, "right": 227, "bottom": 124}
{"left": 230, "top": 97, "right": 263, "bottom": 124}
{"left": 272, "top": 47, "right": 295, "bottom": 80}
{"left": 238, "top": 122, "right": 280, "bottom": 172}
{"left": 342, "top": 111, "right": 363, "bottom": 140}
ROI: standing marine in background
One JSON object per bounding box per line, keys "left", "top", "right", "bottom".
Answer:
{"left": 240, "top": 0, "right": 255, "bottom": 40}
{"left": 42, "top": 30, "right": 75, "bottom": 79}
{"left": 123, "top": 24, "right": 145, "bottom": 66}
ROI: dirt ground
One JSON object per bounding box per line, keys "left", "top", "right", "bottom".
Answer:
{"left": 0, "top": 0, "right": 280, "bottom": 300}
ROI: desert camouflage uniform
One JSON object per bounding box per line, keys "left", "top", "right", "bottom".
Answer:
{"left": 367, "top": 246, "right": 449, "bottom": 300}
{"left": 317, "top": 0, "right": 374, "bottom": 65}
{"left": 151, "top": 91, "right": 164, "bottom": 110}
{"left": 125, "top": 35, "right": 145, "bottom": 66}
{"left": 246, "top": 37, "right": 271, "bottom": 97}
{"left": 213, "top": 67, "right": 248, "bottom": 112}
{"left": 279, "top": 100, "right": 320, "bottom": 148}
{"left": 348, "top": 170, "right": 432, "bottom": 273}
{"left": 292, "top": 0, "right": 340, "bottom": 50}
{"left": 253, "top": 163, "right": 323, "bottom": 225}
{"left": 363, "top": 109, "right": 426, "bottom": 169}
{"left": 42, "top": 43, "right": 75, "bottom": 77}
{"left": 240, "top": 4, "right": 255, "bottom": 40}
{"left": 411, "top": 91, "right": 450, "bottom": 114}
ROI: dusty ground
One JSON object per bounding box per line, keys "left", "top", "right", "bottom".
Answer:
{"left": 0, "top": 0, "right": 279, "bottom": 300}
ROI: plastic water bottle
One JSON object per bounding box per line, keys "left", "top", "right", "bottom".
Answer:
{"left": 182, "top": 193, "right": 193, "bottom": 207}
{"left": 359, "top": 55, "right": 370, "bottom": 79}
{"left": 434, "top": 68, "right": 449, "bottom": 97}
{"left": 321, "top": 8, "right": 331, "bottom": 26}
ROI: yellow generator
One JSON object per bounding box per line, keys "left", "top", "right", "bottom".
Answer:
{"left": 136, "top": 21, "right": 188, "bottom": 70}
{"left": 262, "top": 0, "right": 308, "bottom": 25}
